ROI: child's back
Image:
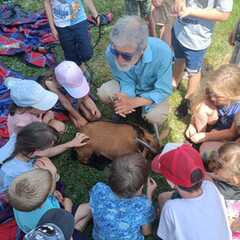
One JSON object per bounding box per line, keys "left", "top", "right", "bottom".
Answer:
{"left": 90, "top": 182, "right": 154, "bottom": 240}
{"left": 158, "top": 180, "right": 231, "bottom": 240}
{"left": 90, "top": 154, "right": 156, "bottom": 240}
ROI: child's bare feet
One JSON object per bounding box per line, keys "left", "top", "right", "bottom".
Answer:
{"left": 79, "top": 96, "right": 101, "bottom": 121}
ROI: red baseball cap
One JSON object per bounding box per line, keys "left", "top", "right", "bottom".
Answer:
{"left": 151, "top": 143, "right": 205, "bottom": 188}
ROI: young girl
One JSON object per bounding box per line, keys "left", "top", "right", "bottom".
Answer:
{"left": 89, "top": 153, "right": 156, "bottom": 240}
{"left": 206, "top": 142, "right": 240, "bottom": 239}
{"left": 5, "top": 77, "right": 65, "bottom": 135}
{"left": 44, "top": 61, "right": 101, "bottom": 128}
{"left": 185, "top": 64, "right": 240, "bottom": 144}
{"left": 0, "top": 122, "right": 88, "bottom": 192}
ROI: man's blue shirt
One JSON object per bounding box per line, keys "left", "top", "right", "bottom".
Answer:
{"left": 106, "top": 37, "right": 173, "bottom": 112}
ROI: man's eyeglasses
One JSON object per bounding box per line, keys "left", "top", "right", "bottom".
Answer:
{"left": 110, "top": 44, "right": 137, "bottom": 61}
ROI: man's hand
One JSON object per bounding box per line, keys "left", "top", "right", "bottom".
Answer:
{"left": 113, "top": 93, "right": 136, "bottom": 117}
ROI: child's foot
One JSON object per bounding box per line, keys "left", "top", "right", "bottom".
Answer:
{"left": 80, "top": 96, "right": 101, "bottom": 121}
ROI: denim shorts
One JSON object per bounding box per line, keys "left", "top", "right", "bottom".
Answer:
{"left": 56, "top": 20, "right": 93, "bottom": 65}
{"left": 172, "top": 30, "right": 207, "bottom": 73}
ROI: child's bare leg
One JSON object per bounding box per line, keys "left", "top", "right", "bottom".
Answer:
{"left": 194, "top": 101, "right": 218, "bottom": 132}
{"left": 186, "top": 72, "right": 201, "bottom": 99}
{"left": 74, "top": 203, "right": 92, "bottom": 231}
{"left": 158, "top": 191, "right": 174, "bottom": 215}
{"left": 186, "top": 100, "right": 218, "bottom": 138}
{"left": 173, "top": 59, "right": 185, "bottom": 89}
{"left": 48, "top": 119, "right": 65, "bottom": 133}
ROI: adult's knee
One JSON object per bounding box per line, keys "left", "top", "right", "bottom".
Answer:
{"left": 97, "top": 80, "right": 120, "bottom": 104}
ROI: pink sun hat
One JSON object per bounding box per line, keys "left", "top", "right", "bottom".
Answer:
{"left": 55, "top": 61, "right": 90, "bottom": 99}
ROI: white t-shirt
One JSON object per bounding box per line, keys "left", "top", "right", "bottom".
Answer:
{"left": 157, "top": 180, "right": 232, "bottom": 240}
{"left": 174, "top": 0, "right": 233, "bottom": 50}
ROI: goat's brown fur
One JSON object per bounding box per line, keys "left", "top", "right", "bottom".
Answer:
{"left": 75, "top": 121, "right": 159, "bottom": 164}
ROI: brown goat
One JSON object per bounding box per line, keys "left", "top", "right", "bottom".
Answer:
{"left": 75, "top": 121, "right": 159, "bottom": 164}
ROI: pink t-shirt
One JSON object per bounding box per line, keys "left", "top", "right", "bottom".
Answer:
{"left": 7, "top": 112, "right": 41, "bottom": 135}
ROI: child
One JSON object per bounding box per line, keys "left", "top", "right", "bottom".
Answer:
{"left": 185, "top": 64, "right": 240, "bottom": 144}
{"left": 0, "top": 122, "right": 89, "bottom": 192}
{"left": 90, "top": 153, "right": 156, "bottom": 240}
{"left": 229, "top": 19, "right": 240, "bottom": 65}
{"left": 44, "top": 0, "right": 99, "bottom": 76}
{"left": 151, "top": 143, "right": 232, "bottom": 240}
{"left": 172, "top": 0, "right": 233, "bottom": 117}
{"left": 8, "top": 168, "right": 91, "bottom": 235}
{"left": 44, "top": 61, "right": 101, "bottom": 128}
{"left": 206, "top": 142, "right": 240, "bottom": 239}
{"left": 151, "top": 0, "right": 175, "bottom": 46}
{"left": 5, "top": 77, "right": 64, "bottom": 135}
{"left": 124, "top": 0, "right": 155, "bottom": 36}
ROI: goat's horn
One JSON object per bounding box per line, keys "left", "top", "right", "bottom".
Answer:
{"left": 136, "top": 138, "right": 157, "bottom": 154}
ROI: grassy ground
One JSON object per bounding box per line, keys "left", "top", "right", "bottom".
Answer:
{"left": 0, "top": 0, "right": 240, "bottom": 238}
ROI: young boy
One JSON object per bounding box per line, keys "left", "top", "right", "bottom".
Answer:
{"left": 44, "top": 0, "right": 99, "bottom": 76}
{"left": 90, "top": 153, "right": 156, "bottom": 240}
{"left": 172, "top": 0, "right": 233, "bottom": 117}
{"left": 8, "top": 168, "right": 91, "bottom": 235}
{"left": 151, "top": 143, "right": 232, "bottom": 240}
{"left": 44, "top": 61, "right": 101, "bottom": 128}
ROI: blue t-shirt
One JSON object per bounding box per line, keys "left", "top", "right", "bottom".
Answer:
{"left": 0, "top": 157, "right": 34, "bottom": 193}
{"left": 216, "top": 102, "right": 240, "bottom": 130}
{"left": 13, "top": 196, "right": 60, "bottom": 233}
{"left": 52, "top": 0, "right": 87, "bottom": 27}
{"left": 90, "top": 182, "right": 155, "bottom": 240}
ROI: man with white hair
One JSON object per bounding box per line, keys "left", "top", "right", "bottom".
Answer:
{"left": 97, "top": 16, "right": 173, "bottom": 129}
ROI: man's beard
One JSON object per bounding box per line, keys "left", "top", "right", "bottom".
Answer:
{"left": 114, "top": 59, "right": 133, "bottom": 72}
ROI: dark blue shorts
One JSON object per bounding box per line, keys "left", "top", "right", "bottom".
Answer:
{"left": 172, "top": 29, "right": 207, "bottom": 73}
{"left": 56, "top": 20, "right": 93, "bottom": 65}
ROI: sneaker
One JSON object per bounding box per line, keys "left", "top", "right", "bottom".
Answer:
{"left": 176, "top": 98, "right": 190, "bottom": 118}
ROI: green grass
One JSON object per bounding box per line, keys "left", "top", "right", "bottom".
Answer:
{"left": 0, "top": 0, "right": 240, "bottom": 238}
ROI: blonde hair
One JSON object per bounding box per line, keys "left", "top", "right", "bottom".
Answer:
{"left": 191, "top": 64, "right": 240, "bottom": 110}
{"left": 210, "top": 143, "right": 240, "bottom": 187}
{"left": 8, "top": 169, "right": 53, "bottom": 212}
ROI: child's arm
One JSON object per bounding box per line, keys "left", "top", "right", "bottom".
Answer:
{"left": 142, "top": 224, "right": 152, "bottom": 236}
{"left": 141, "top": 178, "right": 158, "bottom": 236}
{"left": 173, "top": 0, "right": 231, "bottom": 21}
{"left": 34, "top": 133, "right": 89, "bottom": 157}
{"left": 190, "top": 122, "right": 238, "bottom": 144}
{"left": 45, "top": 80, "right": 88, "bottom": 128}
{"left": 43, "top": 0, "right": 59, "bottom": 40}
{"left": 35, "top": 157, "right": 57, "bottom": 194}
{"left": 84, "top": 0, "right": 99, "bottom": 25}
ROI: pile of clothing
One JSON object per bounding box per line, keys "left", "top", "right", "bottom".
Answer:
{"left": 0, "top": 3, "right": 57, "bottom": 68}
